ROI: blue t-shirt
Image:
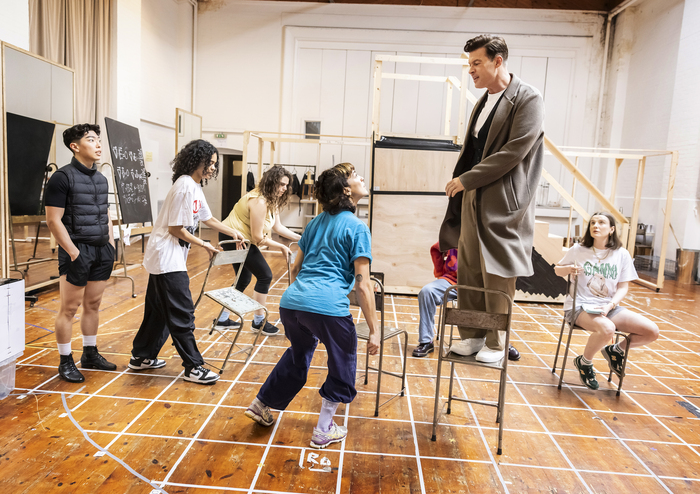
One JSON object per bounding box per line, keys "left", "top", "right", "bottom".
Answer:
{"left": 281, "top": 211, "right": 372, "bottom": 317}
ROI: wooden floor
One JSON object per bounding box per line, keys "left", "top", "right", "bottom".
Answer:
{"left": 3, "top": 228, "right": 700, "bottom": 493}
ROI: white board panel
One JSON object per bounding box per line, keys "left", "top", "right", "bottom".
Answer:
{"left": 391, "top": 52, "right": 420, "bottom": 135}
{"left": 520, "top": 56, "right": 548, "bottom": 96}
{"left": 51, "top": 64, "right": 73, "bottom": 125}
{"left": 4, "top": 46, "right": 52, "bottom": 122}
{"left": 415, "top": 55, "right": 446, "bottom": 137}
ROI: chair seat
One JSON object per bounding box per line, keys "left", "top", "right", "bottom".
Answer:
{"left": 442, "top": 351, "right": 504, "bottom": 369}
{"left": 205, "top": 287, "right": 265, "bottom": 315}
{"left": 355, "top": 322, "right": 403, "bottom": 341}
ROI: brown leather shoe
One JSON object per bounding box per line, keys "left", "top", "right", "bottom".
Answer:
{"left": 508, "top": 345, "right": 521, "bottom": 361}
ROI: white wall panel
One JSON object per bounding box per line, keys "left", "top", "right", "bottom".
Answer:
{"left": 416, "top": 55, "right": 446, "bottom": 137}
{"left": 391, "top": 52, "right": 421, "bottom": 135}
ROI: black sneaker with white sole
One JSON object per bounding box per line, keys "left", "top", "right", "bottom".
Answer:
{"left": 601, "top": 344, "right": 625, "bottom": 377}
{"left": 215, "top": 318, "right": 241, "bottom": 330}
{"left": 251, "top": 319, "right": 280, "bottom": 336}
{"left": 184, "top": 365, "right": 220, "bottom": 385}
{"left": 574, "top": 355, "right": 599, "bottom": 390}
{"left": 128, "top": 357, "right": 166, "bottom": 370}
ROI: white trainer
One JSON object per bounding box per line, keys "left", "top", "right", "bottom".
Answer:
{"left": 449, "top": 337, "right": 485, "bottom": 356}
{"left": 475, "top": 346, "right": 505, "bottom": 363}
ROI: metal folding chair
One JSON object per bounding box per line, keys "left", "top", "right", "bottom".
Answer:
{"left": 431, "top": 285, "right": 513, "bottom": 455}
{"left": 552, "top": 276, "right": 632, "bottom": 396}
{"left": 194, "top": 239, "right": 268, "bottom": 372}
{"left": 348, "top": 274, "right": 409, "bottom": 417}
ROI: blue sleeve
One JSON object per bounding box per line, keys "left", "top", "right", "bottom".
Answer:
{"left": 349, "top": 223, "right": 372, "bottom": 264}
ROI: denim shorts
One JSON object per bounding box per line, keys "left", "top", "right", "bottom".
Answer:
{"left": 564, "top": 305, "right": 627, "bottom": 326}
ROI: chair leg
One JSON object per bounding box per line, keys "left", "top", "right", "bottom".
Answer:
{"left": 496, "top": 369, "right": 507, "bottom": 455}
{"left": 400, "top": 331, "right": 408, "bottom": 397}
{"left": 431, "top": 339, "right": 445, "bottom": 442}
{"left": 617, "top": 334, "right": 632, "bottom": 397}
{"left": 374, "top": 338, "right": 385, "bottom": 417}
{"left": 552, "top": 318, "right": 567, "bottom": 373}
{"left": 558, "top": 326, "right": 575, "bottom": 390}
{"left": 364, "top": 343, "right": 370, "bottom": 385}
{"left": 447, "top": 363, "right": 455, "bottom": 415}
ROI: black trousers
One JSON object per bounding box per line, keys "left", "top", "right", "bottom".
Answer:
{"left": 219, "top": 233, "right": 272, "bottom": 294}
{"left": 131, "top": 271, "right": 204, "bottom": 369}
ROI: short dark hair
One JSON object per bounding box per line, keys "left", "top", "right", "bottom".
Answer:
{"left": 63, "top": 123, "right": 100, "bottom": 152}
{"left": 464, "top": 35, "right": 509, "bottom": 63}
{"left": 581, "top": 211, "right": 623, "bottom": 250}
{"left": 257, "top": 165, "right": 293, "bottom": 214}
{"left": 171, "top": 139, "right": 219, "bottom": 184}
{"left": 315, "top": 163, "right": 356, "bottom": 215}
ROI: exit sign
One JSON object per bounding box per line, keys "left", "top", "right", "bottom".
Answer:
{"left": 214, "top": 133, "right": 226, "bottom": 139}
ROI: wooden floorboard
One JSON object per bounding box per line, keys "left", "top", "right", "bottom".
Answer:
{"left": 2, "top": 226, "right": 700, "bottom": 493}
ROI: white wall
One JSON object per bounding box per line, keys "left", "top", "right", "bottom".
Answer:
{"left": 139, "top": 0, "right": 194, "bottom": 220}
{"left": 0, "top": 0, "right": 29, "bottom": 50}
{"left": 601, "top": 0, "right": 700, "bottom": 256}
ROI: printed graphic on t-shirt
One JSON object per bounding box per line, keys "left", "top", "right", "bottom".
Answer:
{"left": 583, "top": 261, "right": 618, "bottom": 298}
{"left": 178, "top": 224, "right": 197, "bottom": 248}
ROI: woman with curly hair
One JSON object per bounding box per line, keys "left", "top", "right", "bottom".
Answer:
{"left": 245, "top": 163, "right": 379, "bottom": 450}
{"left": 217, "top": 165, "right": 301, "bottom": 335}
{"left": 130, "top": 139, "right": 244, "bottom": 385}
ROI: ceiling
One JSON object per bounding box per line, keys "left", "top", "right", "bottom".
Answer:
{"left": 250, "top": 0, "right": 628, "bottom": 11}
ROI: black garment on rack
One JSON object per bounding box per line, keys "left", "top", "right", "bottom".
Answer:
{"left": 292, "top": 172, "right": 302, "bottom": 199}
{"left": 247, "top": 171, "right": 255, "bottom": 192}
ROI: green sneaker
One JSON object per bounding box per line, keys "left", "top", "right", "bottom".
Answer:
{"left": 602, "top": 345, "right": 625, "bottom": 377}
{"left": 574, "top": 355, "right": 599, "bottom": 390}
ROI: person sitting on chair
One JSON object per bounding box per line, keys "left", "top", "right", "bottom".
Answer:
{"left": 217, "top": 165, "right": 301, "bottom": 335}
{"left": 555, "top": 212, "right": 659, "bottom": 390}
{"left": 413, "top": 242, "right": 520, "bottom": 361}
{"left": 245, "top": 162, "right": 380, "bottom": 450}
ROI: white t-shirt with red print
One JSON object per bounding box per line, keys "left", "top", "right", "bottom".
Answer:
{"left": 143, "top": 175, "right": 212, "bottom": 275}
{"left": 558, "top": 243, "right": 638, "bottom": 311}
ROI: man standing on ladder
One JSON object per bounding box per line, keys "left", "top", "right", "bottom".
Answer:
{"left": 440, "top": 35, "right": 545, "bottom": 363}
{"left": 45, "top": 124, "right": 117, "bottom": 382}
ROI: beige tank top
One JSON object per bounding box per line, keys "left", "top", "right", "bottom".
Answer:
{"left": 222, "top": 189, "right": 275, "bottom": 243}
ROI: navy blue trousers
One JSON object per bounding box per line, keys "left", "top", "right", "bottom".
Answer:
{"left": 258, "top": 307, "right": 357, "bottom": 409}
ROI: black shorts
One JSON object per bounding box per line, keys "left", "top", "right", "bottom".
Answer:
{"left": 58, "top": 243, "right": 115, "bottom": 287}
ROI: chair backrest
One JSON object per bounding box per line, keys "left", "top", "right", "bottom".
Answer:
{"left": 211, "top": 240, "right": 250, "bottom": 267}
{"left": 347, "top": 273, "right": 384, "bottom": 311}
{"left": 441, "top": 285, "right": 512, "bottom": 334}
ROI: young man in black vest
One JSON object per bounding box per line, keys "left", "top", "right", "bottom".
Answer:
{"left": 45, "top": 124, "right": 117, "bottom": 382}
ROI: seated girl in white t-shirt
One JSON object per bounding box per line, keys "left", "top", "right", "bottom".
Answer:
{"left": 555, "top": 212, "right": 659, "bottom": 390}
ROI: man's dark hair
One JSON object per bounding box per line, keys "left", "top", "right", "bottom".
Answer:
{"left": 63, "top": 123, "right": 101, "bottom": 152}
{"left": 171, "top": 139, "right": 219, "bottom": 184}
{"left": 315, "top": 163, "right": 356, "bottom": 215}
{"left": 464, "top": 35, "right": 508, "bottom": 63}
{"left": 581, "top": 211, "right": 623, "bottom": 250}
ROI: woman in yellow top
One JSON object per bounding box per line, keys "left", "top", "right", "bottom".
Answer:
{"left": 218, "top": 165, "right": 301, "bottom": 335}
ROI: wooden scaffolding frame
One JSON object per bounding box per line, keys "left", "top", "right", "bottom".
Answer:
{"left": 371, "top": 53, "right": 679, "bottom": 292}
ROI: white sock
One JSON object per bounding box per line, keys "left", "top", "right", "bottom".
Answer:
{"left": 57, "top": 343, "right": 72, "bottom": 356}
{"left": 218, "top": 310, "right": 230, "bottom": 322}
{"left": 580, "top": 355, "right": 593, "bottom": 366}
{"left": 253, "top": 314, "right": 264, "bottom": 325}
{"left": 82, "top": 335, "right": 97, "bottom": 347}
{"left": 317, "top": 398, "right": 340, "bottom": 432}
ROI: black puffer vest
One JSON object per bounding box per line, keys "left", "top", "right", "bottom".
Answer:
{"left": 59, "top": 158, "right": 110, "bottom": 245}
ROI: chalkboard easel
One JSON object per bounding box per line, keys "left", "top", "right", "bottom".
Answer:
{"left": 103, "top": 117, "right": 154, "bottom": 298}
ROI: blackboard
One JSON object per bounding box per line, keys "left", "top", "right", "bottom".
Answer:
{"left": 7, "top": 113, "right": 55, "bottom": 216}
{"left": 104, "top": 117, "right": 153, "bottom": 224}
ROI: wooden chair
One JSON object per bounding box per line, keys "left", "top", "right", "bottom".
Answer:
{"left": 348, "top": 274, "right": 409, "bottom": 417}
{"left": 194, "top": 240, "right": 268, "bottom": 372}
{"left": 552, "top": 276, "right": 632, "bottom": 396}
{"left": 431, "top": 285, "right": 513, "bottom": 455}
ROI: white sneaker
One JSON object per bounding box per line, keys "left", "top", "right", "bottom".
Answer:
{"left": 475, "top": 346, "right": 505, "bottom": 363}
{"left": 184, "top": 365, "right": 220, "bottom": 385}
{"left": 449, "top": 337, "right": 485, "bottom": 356}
